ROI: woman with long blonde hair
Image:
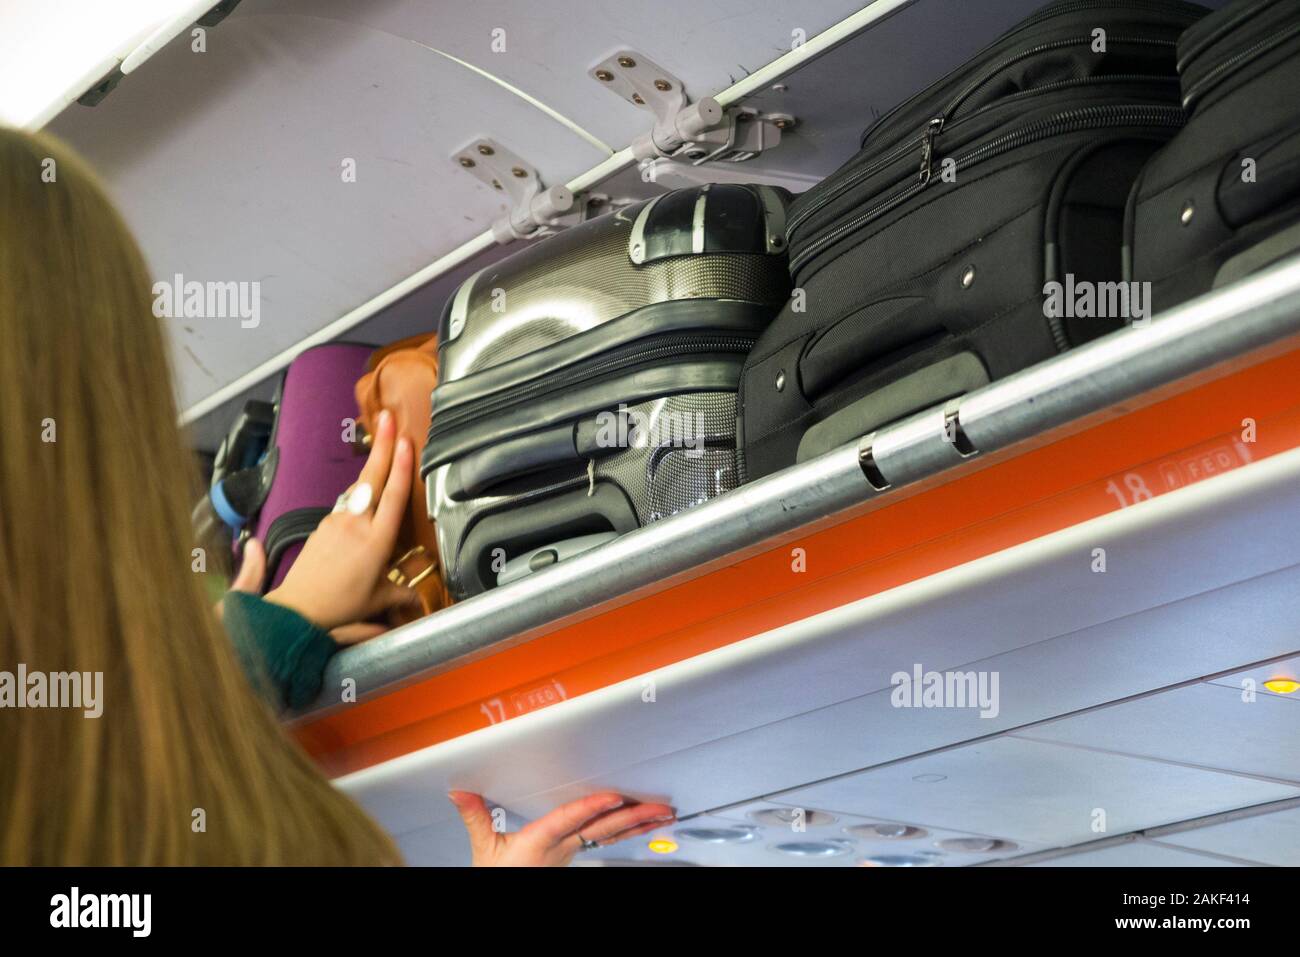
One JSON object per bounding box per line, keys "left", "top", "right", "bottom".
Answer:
{"left": 0, "top": 126, "right": 672, "bottom": 866}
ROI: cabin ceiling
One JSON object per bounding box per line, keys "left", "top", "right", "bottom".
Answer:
{"left": 33, "top": 0, "right": 1103, "bottom": 436}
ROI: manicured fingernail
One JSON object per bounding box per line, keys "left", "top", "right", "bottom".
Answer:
{"left": 379, "top": 409, "right": 392, "bottom": 428}
{"left": 653, "top": 814, "right": 676, "bottom": 822}
{"left": 397, "top": 437, "right": 410, "bottom": 455}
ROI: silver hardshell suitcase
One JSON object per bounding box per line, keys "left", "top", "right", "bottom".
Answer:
{"left": 420, "top": 183, "right": 791, "bottom": 599}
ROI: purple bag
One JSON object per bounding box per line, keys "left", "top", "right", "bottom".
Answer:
{"left": 248, "top": 343, "right": 373, "bottom": 589}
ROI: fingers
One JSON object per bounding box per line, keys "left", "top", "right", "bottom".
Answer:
{"left": 448, "top": 791, "right": 498, "bottom": 857}
{"left": 231, "top": 537, "right": 266, "bottom": 593}
{"left": 367, "top": 580, "right": 422, "bottom": 618}
{"left": 356, "top": 409, "right": 396, "bottom": 495}
{"left": 572, "top": 802, "right": 676, "bottom": 845}
{"left": 372, "top": 436, "right": 412, "bottom": 544}
{"left": 523, "top": 792, "right": 628, "bottom": 847}
{"left": 597, "top": 818, "right": 673, "bottom": 846}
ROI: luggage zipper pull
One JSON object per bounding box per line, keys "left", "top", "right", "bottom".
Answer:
{"left": 587, "top": 458, "right": 596, "bottom": 497}
{"left": 918, "top": 116, "right": 944, "bottom": 186}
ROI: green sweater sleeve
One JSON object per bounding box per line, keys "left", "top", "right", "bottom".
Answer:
{"left": 222, "top": 592, "right": 337, "bottom": 711}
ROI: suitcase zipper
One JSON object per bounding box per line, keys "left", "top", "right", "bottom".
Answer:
{"left": 789, "top": 103, "right": 1185, "bottom": 276}
{"left": 789, "top": 42, "right": 1178, "bottom": 245}
{"left": 941, "top": 36, "right": 1174, "bottom": 122}
{"left": 1180, "top": 20, "right": 1300, "bottom": 112}
{"left": 427, "top": 334, "right": 757, "bottom": 444}
{"left": 857, "top": 22, "right": 1182, "bottom": 152}
{"left": 787, "top": 134, "right": 923, "bottom": 240}
{"left": 1176, "top": 0, "right": 1284, "bottom": 75}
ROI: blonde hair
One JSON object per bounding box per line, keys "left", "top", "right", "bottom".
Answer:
{"left": 0, "top": 126, "right": 400, "bottom": 865}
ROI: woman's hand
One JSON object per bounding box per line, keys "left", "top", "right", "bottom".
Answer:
{"left": 449, "top": 791, "right": 676, "bottom": 867}
{"left": 213, "top": 537, "right": 267, "bottom": 622}
{"left": 265, "top": 409, "right": 418, "bottom": 632}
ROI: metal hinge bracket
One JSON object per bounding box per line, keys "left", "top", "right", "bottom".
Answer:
{"left": 590, "top": 50, "right": 793, "bottom": 164}
{"left": 451, "top": 138, "right": 576, "bottom": 244}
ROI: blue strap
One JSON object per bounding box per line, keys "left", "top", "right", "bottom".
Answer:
{"left": 210, "top": 479, "right": 246, "bottom": 529}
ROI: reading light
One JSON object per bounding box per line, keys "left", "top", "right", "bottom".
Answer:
{"left": 1264, "top": 678, "right": 1300, "bottom": 694}
{"left": 749, "top": 807, "right": 838, "bottom": 828}
{"left": 773, "top": 839, "right": 854, "bottom": 858}
{"left": 647, "top": 838, "right": 678, "bottom": 854}
{"left": 845, "top": 823, "right": 927, "bottom": 840}
{"left": 677, "top": 827, "right": 757, "bottom": 844}
{"left": 936, "top": 837, "right": 1017, "bottom": 853}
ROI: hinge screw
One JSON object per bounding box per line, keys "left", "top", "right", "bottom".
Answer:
{"left": 618, "top": 56, "right": 637, "bottom": 68}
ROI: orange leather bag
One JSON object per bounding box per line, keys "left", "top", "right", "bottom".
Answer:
{"left": 355, "top": 333, "right": 452, "bottom": 623}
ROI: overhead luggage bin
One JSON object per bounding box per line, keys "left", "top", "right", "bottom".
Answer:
{"left": 287, "top": 259, "right": 1300, "bottom": 868}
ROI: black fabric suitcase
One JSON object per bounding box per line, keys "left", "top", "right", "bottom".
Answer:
{"left": 739, "top": 0, "right": 1207, "bottom": 480}
{"left": 1125, "top": 0, "right": 1300, "bottom": 311}
{"left": 420, "top": 184, "right": 791, "bottom": 599}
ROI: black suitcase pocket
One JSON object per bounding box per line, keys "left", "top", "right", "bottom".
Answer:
{"left": 457, "top": 484, "right": 640, "bottom": 596}
{"left": 1217, "top": 126, "right": 1300, "bottom": 229}
{"left": 801, "top": 296, "right": 934, "bottom": 399}
{"left": 796, "top": 350, "right": 989, "bottom": 463}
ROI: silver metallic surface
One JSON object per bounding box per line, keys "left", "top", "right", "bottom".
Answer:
{"left": 756, "top": 184, "right": 788, "bottom": 253}
{"left": 445, "top": 267, "right": 482, "bottom": 343}
{"left": 690, "top": 186, "right": 709, "bottom": 254}
{"left": 303, "top": 255, "right": 1300, "bottom": 715}
{"left": 627, "top": 193, "right": 660, "bottom": 265}
{"left": 867, "top": 400, "right": 970, "bottom": 489}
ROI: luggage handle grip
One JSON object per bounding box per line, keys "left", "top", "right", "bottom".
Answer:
{"left": 457, "top": 484, "right": 640, "bottom": 597}
{"left": 444, "top": 413, "right": 633, "bottom": 502}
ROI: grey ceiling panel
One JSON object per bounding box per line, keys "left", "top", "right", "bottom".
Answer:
{"left": 1013, "top": 683, "right": 1300, "bottom": 785}
{"left": 1021, "top": 837, "right": 1245, "bottom": 867}
{"left": 775, "top": 737, "right": 1299, "bottom": 848}
{"left": 1153, "top": 805, "right": 1300, "bottom": 867}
